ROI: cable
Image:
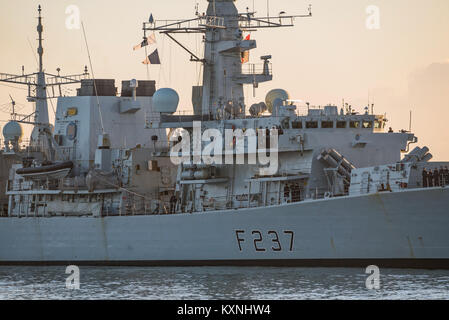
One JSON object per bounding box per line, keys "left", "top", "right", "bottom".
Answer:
{"left": 0, "top": 83, "right": 28, "bottom": 91}
{"left": 169, "top": 37, "right": 172, "bottom": 85}
{"left": 81, "top": 21, "right": 105, "bottom": 134}
{"left": 46, "top": 88, "right": 56, "bottom": 116}
{"left": 27, "top": 36, "right": 39, "bottom": 68}
{"left": 144, "top": 30, "right": 150, "bottom": 81}
{"left": 157, "top": 34, "right": 169, "bottom": 87}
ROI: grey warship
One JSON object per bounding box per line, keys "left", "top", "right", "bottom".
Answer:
{"left": 0, "top": 1, "right": 448, "bottom": 268}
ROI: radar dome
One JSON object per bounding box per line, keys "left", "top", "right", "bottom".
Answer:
{"left": 265, "top": 89, "right": 290, "bottom": 113}
{"left": 3, "top": 121, "right": 23, "bottom": 142}
{"left": 153, "top": 88, "right": 179, "bottom": 114}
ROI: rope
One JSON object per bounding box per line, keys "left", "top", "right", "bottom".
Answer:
{"left": 27, "top": 36, "right": 39, "bottom": 67}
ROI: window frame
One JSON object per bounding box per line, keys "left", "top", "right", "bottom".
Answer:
{"left": 306, "top": 121, "right": 319, "bottom": 129}
{"left": 321, "top": 121, "right": 334, "bottom": 129}
{"left": 349, "top": 120, "right": 361, "bottom": 129}
{"left": 362, "top": 120, "right": 373, "bottom": 129}
{"left": 292, "top": 121, "right": 303, "bottom": 129}
{"left": 336, "top": 121, "right": 347, "bottom": 129}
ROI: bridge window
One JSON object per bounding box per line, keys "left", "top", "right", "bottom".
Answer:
{"left": 362, "top": 121, "right": 373, "bottom": 129}
{"left": 321, "top": 121, "right": 334, "bottom": 128}
{"left": 292, "top": 121, "right": 302, "bottom": 129}
{"left": 337, "top": 121, "right": 347, "bottom": 128}
{"left": 350, "top": 121, "right": 360, "bottom": 128}
{"left": 374, "top": 120, "right": 383, "bottom": 129}
{"left": 306, "top": 121, "right": 318, "bottom": 129}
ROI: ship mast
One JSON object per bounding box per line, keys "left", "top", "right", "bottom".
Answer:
{"left": 35, "top": 4, "right": 49, "bottom": 131}
{"left": 37, "top": 5, "right": 44, "bottom": 74}
{"left": 143, "top": 0, "right": 311, "bottom": 120}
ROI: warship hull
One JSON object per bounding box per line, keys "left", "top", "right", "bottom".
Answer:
{"left": 0, "top": 187, "right": 448, "bottom": 268}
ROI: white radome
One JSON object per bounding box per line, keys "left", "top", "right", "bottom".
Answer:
{"left": 2, "top": 121, "right": 23, "bottom": 142}
{"left": 153, "top": 88, "right": 179, "bottom": 114}
{"left": 265, "top": 89, "right": 290, "bottom": 113}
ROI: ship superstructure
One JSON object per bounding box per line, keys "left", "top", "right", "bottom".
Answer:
{"left": 143, "top": 0, "right": 432, "bottom": 212}
{"left": 0, "top": 1, "right": 448, "bottom": 268}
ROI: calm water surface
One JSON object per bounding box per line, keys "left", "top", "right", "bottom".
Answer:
{"left": 0, "top": 266, "right": 448, "bottom": 300}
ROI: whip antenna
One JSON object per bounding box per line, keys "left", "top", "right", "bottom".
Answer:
{"left": 81, "top": 21, "right": 105, "bottom": 134}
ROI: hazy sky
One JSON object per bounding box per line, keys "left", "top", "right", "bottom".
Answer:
{"left": 1, "top": 0, "right": 448, "bottom": 159}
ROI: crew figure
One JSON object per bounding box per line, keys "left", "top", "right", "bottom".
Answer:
{"left": 169, "top": 195, "right": 177, "bottom": 214}
{"left": 429, "top": 169, "right": 434, "bottom": 187}
{"left": 422, "top": 168, "right": 428, "bottom": 188}
{"left": 439, "top": 167, "right": 445, "bottom": 187}
{"left": 433, "top": 168, "right": 440, "bottom": 187}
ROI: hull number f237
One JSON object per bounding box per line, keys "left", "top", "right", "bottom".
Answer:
{"left": 235, "top": 230, "right": 294, "bottom": 252}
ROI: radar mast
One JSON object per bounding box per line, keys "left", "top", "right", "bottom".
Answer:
{"left": 0, "top": 5, "right": 89, "bottom": 149}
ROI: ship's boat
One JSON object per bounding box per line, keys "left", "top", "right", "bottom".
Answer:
{"left": 16, "top": 161, "right": 73, "bottom": 181}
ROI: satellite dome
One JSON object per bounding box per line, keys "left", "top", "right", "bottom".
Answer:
{"left": 3, "top": 121, "right": 23, "bottom": 142}
{"left": 153, "top": 88, "right": 179, "bottom": 114}
{"left": 265, "top": 89, "right": 290, "bottom": 113}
